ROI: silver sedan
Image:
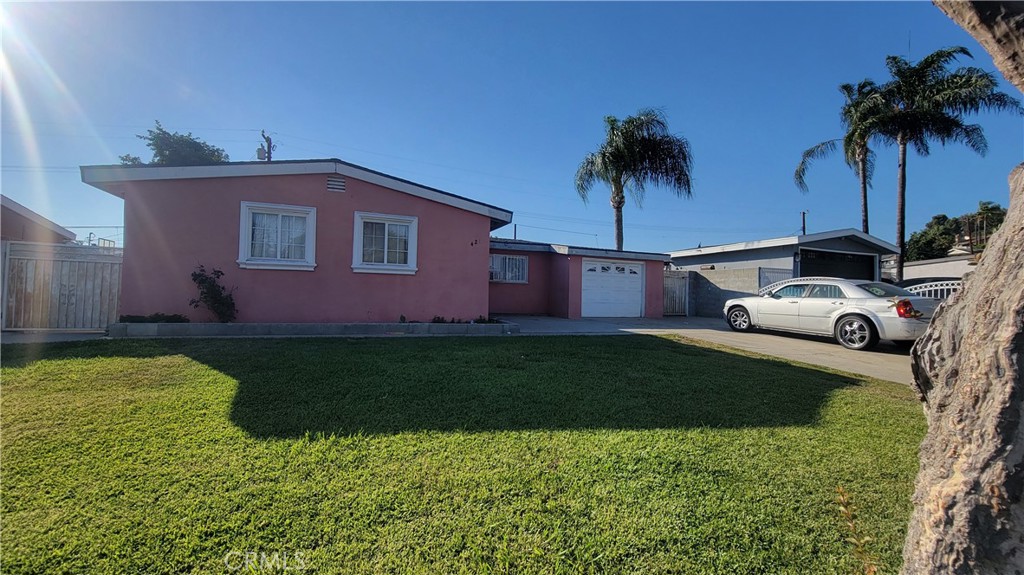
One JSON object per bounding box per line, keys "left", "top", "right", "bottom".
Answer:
{"left": 723, "top": 278, "right": 940, "bottom": 350}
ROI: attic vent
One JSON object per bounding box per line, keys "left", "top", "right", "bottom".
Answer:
{"left": 327, "top": 175, "right": 346, "bottom": 192}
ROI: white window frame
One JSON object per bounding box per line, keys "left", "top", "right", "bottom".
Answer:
{"left": 237, "top": 201, "right": 317, "bottom": 271}
{"left": 352, "top": 212, "right": 418, "bottom": 275}
{"left": 489, "top": 254, "right": 528, "bottom": 284}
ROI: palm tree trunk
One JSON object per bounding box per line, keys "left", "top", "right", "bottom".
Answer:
{"left": 858, "top": 154, "right": 870, "bottom": 234}
{"left": 896, "top": 137, "right": 908, "bottom": 282}
{"left": 611, "top": 180, "right": 626, "bottom": 251}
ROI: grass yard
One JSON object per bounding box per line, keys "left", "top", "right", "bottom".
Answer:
{"left": 1, "top": 335, "right": 924, "bottom": 574}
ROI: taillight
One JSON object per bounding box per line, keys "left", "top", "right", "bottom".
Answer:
{"left": 895, "top": 299, "right": 917, "bottom": 318}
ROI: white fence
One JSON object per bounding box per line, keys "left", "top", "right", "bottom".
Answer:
{"left": 2, "top": 241, "right": 123, "bottom": 331}
{"left": 905, "top": 280, "right": 963, "bottom": 300}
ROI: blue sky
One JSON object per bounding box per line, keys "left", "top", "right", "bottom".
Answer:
{"left": 2, "top": 1, "right": 1021, "bottom": 253}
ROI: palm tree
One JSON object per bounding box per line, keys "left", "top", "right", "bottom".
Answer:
{"left": 575, "top": 108, "right": 694, "bottom": 251}
{"left": 794, "top": 80, "right": 880, "bottom": 234}
{"left": 871, "top": 46, "right": 1021, "bottom": 281}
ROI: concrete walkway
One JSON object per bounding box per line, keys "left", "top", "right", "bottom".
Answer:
{"left": 499, "top": 315, "right": 914, "bottom": 385}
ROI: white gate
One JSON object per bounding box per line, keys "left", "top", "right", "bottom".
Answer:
{"left": 663, "top": 272, "right": 688, "bottom": 316}
{"left": 2, "top": 241, "right": 123, "bottom": 331}
{"left": 758, "top": 267, "right": 793, "bottom": 289}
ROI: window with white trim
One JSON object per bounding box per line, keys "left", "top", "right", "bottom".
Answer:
{"left": 489, "top": 254, "right": 528, "bottom": 283}
{"left": 238, "top": 202, "right": 316, "bottom": 271}
{"left": 352, "top": 212, "right": 418, "bottom": 274}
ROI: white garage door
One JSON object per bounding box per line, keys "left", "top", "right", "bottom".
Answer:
{"left": 581, "top": 259, "right": 645, "bottom": 317}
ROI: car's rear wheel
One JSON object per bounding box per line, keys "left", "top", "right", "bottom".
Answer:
{"left": 834, "top": 315, "right": 879, "bottom": 350}
{"left": 727, "top": 307, "right": 753, "bottom": 332}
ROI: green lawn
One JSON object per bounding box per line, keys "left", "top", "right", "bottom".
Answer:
{"left": 1, "top": 335, "right": 924, "bottom": 574}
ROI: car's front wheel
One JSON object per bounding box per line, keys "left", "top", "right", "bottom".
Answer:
{"left": 727, "top": 307, "right": 753, "bottom": 332}
{"left": 834, "top": 315, "right": 879, "bottom": 350}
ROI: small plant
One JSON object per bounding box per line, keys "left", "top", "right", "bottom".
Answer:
{"left": 189, "top": 265, "right": 237, "bottom": 323}
{"left": 472, "top": 315, "right": 501, "bottom": 324}
{"left": 836, "top": 486, "right": 878, "bottom": 575}
{"left": 399, "top": 314, "right": 407, "bottom": 323}
{"left": 119, "top": 313, "right": 190, "bottom": 324}
{"left": 431, "top": 316, "right": 469, "bottom": 324}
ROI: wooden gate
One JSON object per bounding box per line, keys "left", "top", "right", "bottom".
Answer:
{"left": 663, "top": 271, "right": 689, "bottom": 316}
{"left": 2, "top": 241, "right": 123, "bottom": 331}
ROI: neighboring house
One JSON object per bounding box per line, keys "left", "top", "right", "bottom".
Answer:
{"left": 668, "top": 229, "right": 898, "bottom": 282}
{"left": 668, "top": 229, "right": 899, "bottom": 318}
{"left": 81, "top": 159, "right": 513, "bottom": 323}
{"left": 889, "top": 254, "right": 977, "bottom": 281}
{"left": 1, "top": 195, "right": 76, "bottom": 244}
{"left": 489, "top": 239, "right": 667, "bottom": 319}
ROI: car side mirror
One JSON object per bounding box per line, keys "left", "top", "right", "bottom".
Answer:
{"left": 762, "top": 293, "right": 773, "bottom": 298}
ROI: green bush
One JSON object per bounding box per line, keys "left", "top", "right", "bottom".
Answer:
{"left": 189, "top": 265, "right": 237, "bottom": 323}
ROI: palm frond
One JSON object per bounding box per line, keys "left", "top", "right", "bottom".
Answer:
{"left": 575, "top": 153, "right": 603, "bottom": 203}
{"left": 794, "top": 139, "right": 840, "bottom": 193}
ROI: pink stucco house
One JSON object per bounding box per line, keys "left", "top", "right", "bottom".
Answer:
{"left": 489, "top": 239, "right": 666, "bottom": 319}
{"left": 80, "top": 159, "right": 665, "bottom": 323}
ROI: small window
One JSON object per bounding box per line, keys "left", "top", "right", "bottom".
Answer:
{"left": 807, "top": 284, "right": 846, "bottom": 299}
{"left": 773, "top": 284, "right": 808, "bottom": 298}
{"left": 352, "top": 212, "right": 418, "bottom": 274}
{"left": 238, "top": 202, "right": 316, "bottom": 271}
{"left": 490, "top": 254, "right": 528, "bottom": 283}
{"left": 615, "top": 266, "right": 626, "bottom": 274}
{"left": 585, "top": 265, "right": 598, "bottom": 273}
{"left": 601, "top": 265, "right": 611, "bottom": 273}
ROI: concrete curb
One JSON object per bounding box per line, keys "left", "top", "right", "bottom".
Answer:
{"left": 107, "top": 321, "right": 520, "bottom": 338}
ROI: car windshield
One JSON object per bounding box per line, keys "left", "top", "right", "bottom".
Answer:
{"left": 856, "top": 282, "right": 915, "bottom": 298}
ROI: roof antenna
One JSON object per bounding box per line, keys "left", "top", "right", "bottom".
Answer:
{"left": 801, "top": 210, "right": 808, "bottom": 236}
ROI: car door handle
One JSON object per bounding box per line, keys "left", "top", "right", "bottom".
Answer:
{"left": 788, "top": 300, "right": 798, "bottom": 304}
{"left": 831, "top": 301, "right": 845, "bottom": 305}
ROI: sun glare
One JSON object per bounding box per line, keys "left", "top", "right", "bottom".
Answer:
{"left": 1, "top": 3, "right": 114, "bottom": 210}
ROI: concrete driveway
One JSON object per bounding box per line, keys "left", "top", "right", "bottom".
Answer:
{"left": 499, "top": 315, "right": 915, "bottom": 386}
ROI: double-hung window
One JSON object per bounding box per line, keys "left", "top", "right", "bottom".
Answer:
{"left": 352, "top": 212, "right": 418, "bottom": 274}
{"left": 238, "top": 202, "right": 317, "bottom": 271}
{"left": 489, "top": 254, "right": 528, "bottom": 283}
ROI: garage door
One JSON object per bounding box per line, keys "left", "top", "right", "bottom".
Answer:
{"left": 799, "top": 249, "right": 877, "bottom": 280}
{"left": 582, "top": 259, "right": 644, "bottom": 317}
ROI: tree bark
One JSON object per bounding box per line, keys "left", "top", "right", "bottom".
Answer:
{"left": 934, "top": 1, "right": 1024, "bottom": 94}
{"left": 858, "top": 153, "right": 870, "bottom": 234}
{"left": 902, "top": 164, "right": 1024, "bottom": 573}
{"left": 895, "top": 138, "right": 908, "bottom": 282}
{"left": 610, "top": 180, "right": 626, "bottom": 251}
{"left": 902, "top": 5, "right": 1024, "bottom": 572}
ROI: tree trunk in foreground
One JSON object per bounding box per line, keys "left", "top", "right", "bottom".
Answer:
{"left": 934, "top": 1, "right": 1024, "bottom": 94}
{"left": 903, "top": 165, "right": 1024, "bottom": 573}
{"left": 902, "top": 4, "right": 1024, "bottom": 573}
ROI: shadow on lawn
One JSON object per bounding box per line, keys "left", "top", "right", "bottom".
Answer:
{"left": 3, "top": 334, "right": 860, "bottom": 438}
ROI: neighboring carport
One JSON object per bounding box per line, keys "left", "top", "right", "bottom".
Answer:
{"left": 666, "top": 228, "right": 898, "bottom": 282}
{"left": 665, "top": 229, "right": 899, "bottom": 317}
